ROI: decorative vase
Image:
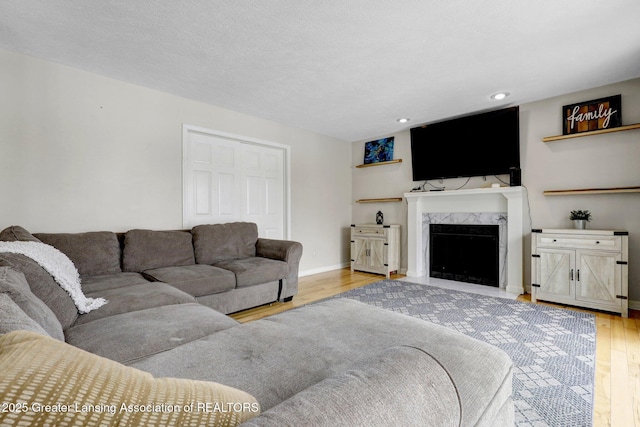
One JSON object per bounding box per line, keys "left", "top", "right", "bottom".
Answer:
{"left": 376, "top": 211, "right": 384, "bottom": 225}
{"left": 573, "top": 220, "right": 586, "bottom": 230}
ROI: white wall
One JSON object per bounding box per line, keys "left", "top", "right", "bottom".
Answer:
{"left": 353, "top": 78, "right": 640, "bottom": 304}
{"left": 0, "top": 48, "right": 352, "bottom": 274}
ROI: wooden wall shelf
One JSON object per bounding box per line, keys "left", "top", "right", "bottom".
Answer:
{"left": 355, "top": 159, "right": 403, "bottom": 168}
{"left": 542, "top": 123, "right": 640, "bottom": 142}
{"left": 356, "top": 198, "right": 403, "bottom": 203}
{"left": 543, "top": 186, "right": 640, "bottom": 196}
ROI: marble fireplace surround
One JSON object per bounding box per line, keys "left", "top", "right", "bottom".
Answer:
{"left": 405, "top": 187, "right": 526, "bottom": 295}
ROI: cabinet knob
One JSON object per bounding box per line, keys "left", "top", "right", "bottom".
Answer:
{"left": 596, "top": 241, "right": 600, "bottom": 244}
{"left": 553, "top": 239, "right": 557, "bottom": 242}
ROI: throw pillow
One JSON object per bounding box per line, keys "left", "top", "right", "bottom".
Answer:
{"left": 0, "top": 331, "right": 260, "bottom": 426}
{"left": 0, "top": 266, "right": 64, "bottom": 340}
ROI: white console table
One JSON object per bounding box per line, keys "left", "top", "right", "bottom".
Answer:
{"left": 350, "top": 224, "right": 401, "bottom": 278}
{"left": 531, "top": 228, "right": 629, "bottom": 317}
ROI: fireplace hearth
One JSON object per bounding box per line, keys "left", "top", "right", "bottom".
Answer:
{"left": 429, "top": 224, "right": 499, "bottom": 286}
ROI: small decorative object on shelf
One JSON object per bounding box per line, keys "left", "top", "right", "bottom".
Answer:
{"left": 569, "top": 210, "right": 592, "bottom": 229}
{"left": 375, "top": 211, "right": 384, "bottom": 225}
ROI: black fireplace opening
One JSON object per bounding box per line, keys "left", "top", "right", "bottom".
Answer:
{"left": 429, "top": 224, "right": 499, "bottom": 287}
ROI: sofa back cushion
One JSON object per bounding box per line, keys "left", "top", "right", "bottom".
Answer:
{"left": 34, "top": 232, "right": 122, "bottom": 278}
{"left": 0, "top": 267, "right": 64, "bottom": 340}
{"left": 122, "top": 230, "right": 195, "bottom": 272}
{"left": 0, "top": 330, "right": 260, "bottom": 426}
{"left": 0, "top": 225, "right": 41, "bottom": 242}
{"left": 0, "top": 293, "right": 50, "bottom": 336}
{"left": 0, "top": 253, "right": 78, "bottom": 329}
{"left": 192, "top": 223, "right": 258, "bottom": 264}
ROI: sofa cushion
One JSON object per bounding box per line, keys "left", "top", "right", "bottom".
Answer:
{"left": 0, "top": 225, "right": 41, "bottom": 242}
{"left": 81, "top": 272, "right": 151, "bottom": 294}
{"left": 143, "top": 265, "right": 236, "bottom": 297}
{"left": 214, "top": 257, "right": 288, "bottom": 288}
{"left": 0, "top": 330, "right": 260, "bottom": 426}
{"left": 123, "top": 230, "right": 195, "bottom": 272}
{"left": 73, "top": 282, "right": 196, "bottom": 326}
{"left": 192, "top": 223, "right": 258, "bottom": 264}
{"left": 65, "top": 303, "right": 239, "bottom": 364}
{"left": 131, "top": 298, "right": 513, "bottom": 423}
{"left": 0, "top": 267, "right": 64, "bottom": 340}
{"left": 0, "top": 241, "right": 106, "bottom": 315}
{"left": 242, "top": 346, "right": 461, "bottom": 427}
{"left": 0, "top": 293, "right": 49, "bottom": 336}
{"left": 0, "top": 253, "right": 78, "bottom": 329}
{"left": 34, "top": 231, "right": 122, "bottom": 278}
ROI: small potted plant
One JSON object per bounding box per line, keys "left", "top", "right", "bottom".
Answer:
{"left": 570, "top": 210, "right": 592, "bottom": 229}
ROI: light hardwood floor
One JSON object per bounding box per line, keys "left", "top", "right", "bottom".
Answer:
{"left": 230, "top": 268, "right": 640, "bottom": 427}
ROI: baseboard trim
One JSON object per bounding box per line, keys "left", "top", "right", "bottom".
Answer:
{"left": 629, "top": 300, "right": 640, "bottom": 311}
{"left": 299, "top": 263, "right": 349, "bottom": 277}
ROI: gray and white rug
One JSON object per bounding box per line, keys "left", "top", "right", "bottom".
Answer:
{"left": 330, "top": 280, "right": 595, "bottom": 427}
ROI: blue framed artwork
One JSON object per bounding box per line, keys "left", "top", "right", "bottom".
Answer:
{"left": 364, "top": 137, "right": 394, "bottom": 164}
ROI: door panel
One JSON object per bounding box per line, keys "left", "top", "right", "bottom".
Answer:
{"left": 352, "top": 237, "right": 368, "bottom": 268}
{"left": 576, "top": 251, "right": 621, "bottom": 307}
{"left": 537, "top": 248, "right": 574, "bottom": 298}
{"left": 369, "top": 238, "right": 386, "bottom": 269}
{"left": 183, "top": 126, "right": 288, "bottom": 239}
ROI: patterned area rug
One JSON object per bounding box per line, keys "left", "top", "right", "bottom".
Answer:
{"left": 330, "top": 280, "right": 595, "bottom": 427}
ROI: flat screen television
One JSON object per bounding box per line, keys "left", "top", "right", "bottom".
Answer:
{"left": 410, "top": 106, "right": 520, "bottom": 181}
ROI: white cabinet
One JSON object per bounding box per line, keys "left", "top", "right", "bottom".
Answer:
{"left": 351, "top": 224, "right": 400, "bottom": 278}
{"left": 531, "top": 229, "right": 628, "bottom": 317}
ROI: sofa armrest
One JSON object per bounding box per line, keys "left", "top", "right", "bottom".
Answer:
{"left": 256, "top": 239, "right": 303, "bottom": 301}
{"left": 241, "top": 345, "right": 463, "bottom": 427}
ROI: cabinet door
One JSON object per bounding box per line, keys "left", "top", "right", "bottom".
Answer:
{"left": 537, "top": 248, "right": 575, "bottom": 302}
{"left": 575, "top": 250, "right": 621, "bottom": 308}
{"left": 368, "top": 238, "right": 386, "bottom": 270}
{"left": 352, "top": 236, "right": 369, "bottom": 269}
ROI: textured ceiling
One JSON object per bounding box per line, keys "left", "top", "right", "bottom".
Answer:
{"left": 2, "top": 0, "right": 640, "bottom": 142}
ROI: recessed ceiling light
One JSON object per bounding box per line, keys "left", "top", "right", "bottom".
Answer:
{"left": 396, "top": 118, "right": 410, "bottom": 123}
{"left": 490, "top": 92, "right": 510, "bottom": 100}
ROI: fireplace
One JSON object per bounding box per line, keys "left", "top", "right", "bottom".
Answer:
{"left": 430, "top": 224, "right": 499, "bottom": 286}
{"left": 404, "top": 187, "right": 526, "bottom": 295}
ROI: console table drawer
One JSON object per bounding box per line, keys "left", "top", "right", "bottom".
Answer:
{"left": 536, "top": 234, "right": 621, "bottom": 251}
{"left": 352, "top": 227, "right": 388, "bottom": 237}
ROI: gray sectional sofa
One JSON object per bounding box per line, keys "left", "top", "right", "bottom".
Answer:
{"left": 0, "top": 223, "right": 514, "bottom": 426}
{"left": 4, "top": 222, "right": 303, "bottom": 315}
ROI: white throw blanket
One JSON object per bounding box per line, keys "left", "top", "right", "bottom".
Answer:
{"left": 0, "top": 241, "right": 107, "bottom": 313}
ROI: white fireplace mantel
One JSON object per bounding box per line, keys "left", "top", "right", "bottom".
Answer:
{"left": 404, "top": 186, "right": 526, "bottom": 295}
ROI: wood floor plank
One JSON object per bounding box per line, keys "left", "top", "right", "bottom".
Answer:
{"left": 594, "top": 314, "right": 612, "bottom": 427}
{"left": 626, "top": 320, "right": 640, "bottom": 379}
{"left": 228, "top": 268, "right": 639, "bottom": 425}
{"left": 611, "top": 348, "right": 633, "bottom": 427}
{"left": 633, "top": 375, "right": 640, "bottom": 427}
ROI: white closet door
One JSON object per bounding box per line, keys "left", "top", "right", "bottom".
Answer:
{"left": 183, "top": 125, "right": 289, "bottom": 239}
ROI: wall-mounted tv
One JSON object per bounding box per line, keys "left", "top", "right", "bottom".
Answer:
{"left": 410, "top": 106, "right": 520, "bottom": 181}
